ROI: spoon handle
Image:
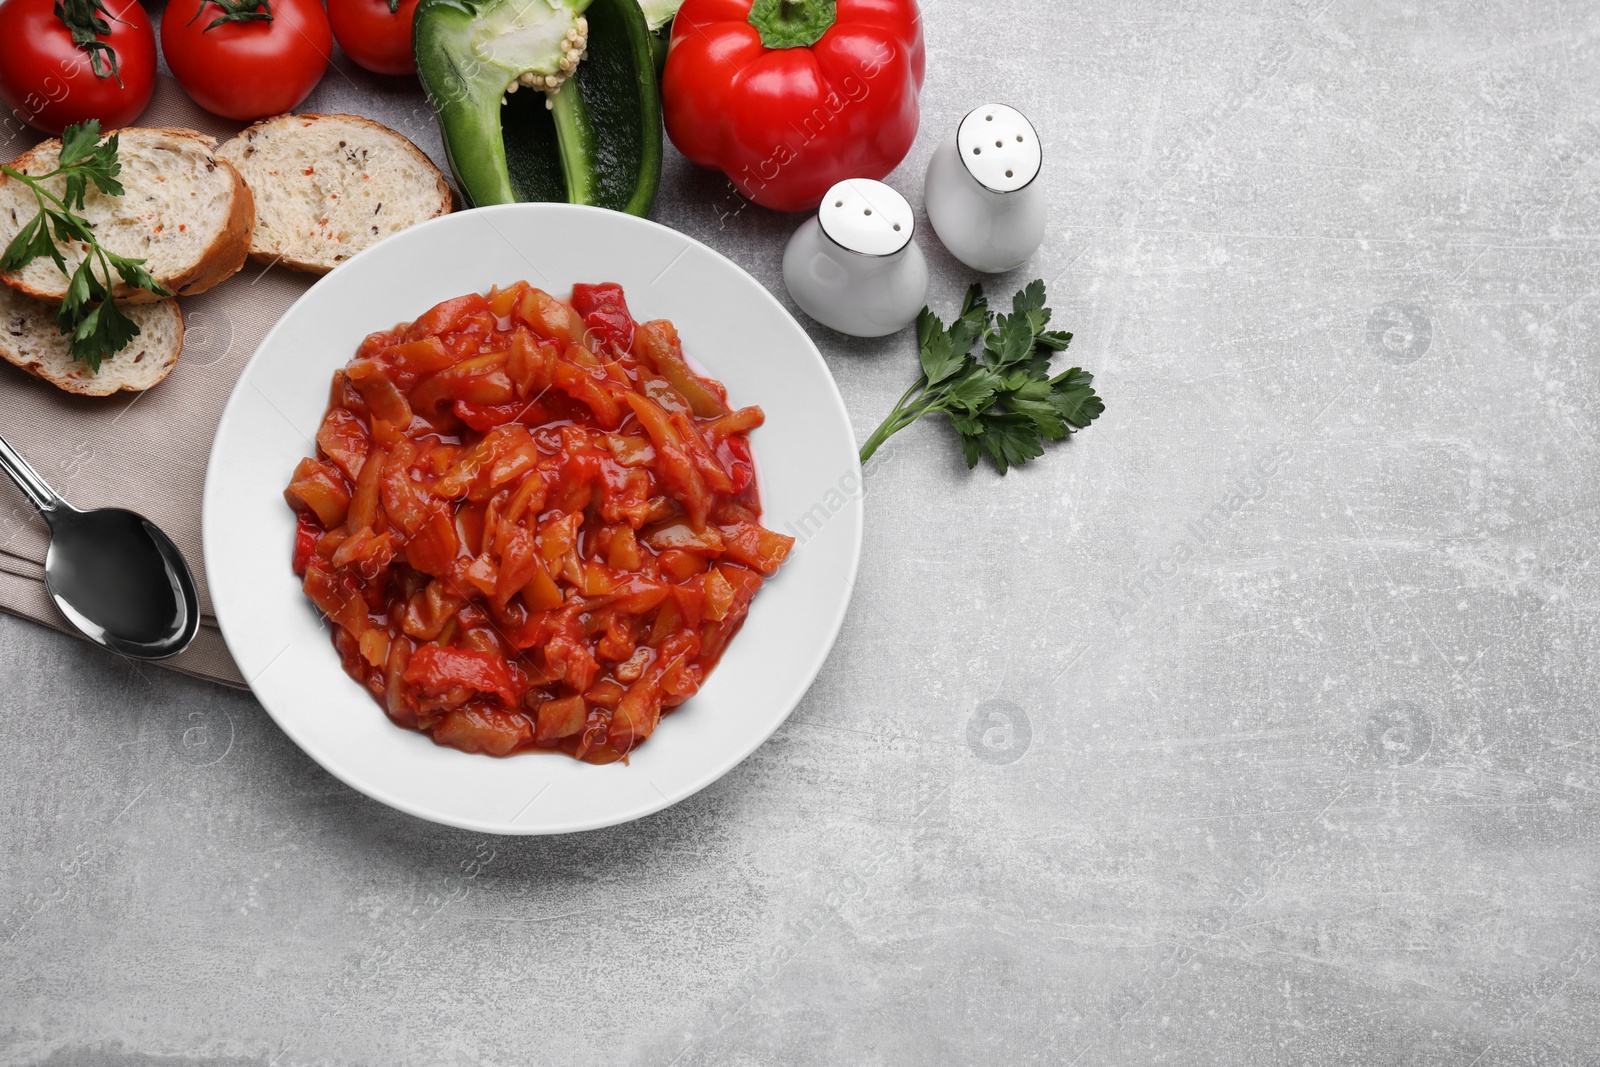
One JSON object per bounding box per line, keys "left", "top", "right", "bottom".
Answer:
{"left": 0, "top": 432, "right": 63, "bottom": 514}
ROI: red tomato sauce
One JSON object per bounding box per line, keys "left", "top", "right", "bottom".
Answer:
{"left": 284, "top": 282, "right": 795, "bottom": 763}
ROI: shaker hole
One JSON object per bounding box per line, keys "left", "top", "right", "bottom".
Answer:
{"left": 972, "top": 147, "right": 981, "bottom": 155}
{"left": 1016, "top": 135, "right": 1024, "bottom": 142}
{"left": 864, "top": 209, "right": 872, "bottom": 216}
{"left": 893, "top": 223, "right": 901, "bottom": 231}
{"left": 834, "top": 200, "right": 843, "bottom": 207}
{"left": 1005, "top": 170, "right": 1014, "bottom": 178}
{"left": 985, "top": 114, "right": 993, "bottom": 121}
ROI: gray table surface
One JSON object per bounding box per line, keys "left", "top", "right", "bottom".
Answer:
{"left": 5, "top": 0, "right": 1600, "bottom": 1063}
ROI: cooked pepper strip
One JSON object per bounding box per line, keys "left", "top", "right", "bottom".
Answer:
{"left": 633, "top": 319, "right": 727, "bottom": 417}
{"left": 404, "top": 644, "right": 522, "bottom": 707}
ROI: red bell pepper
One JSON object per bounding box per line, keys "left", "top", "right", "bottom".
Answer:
{"left": 570, "top": 282, "right": 639, "bottom": 352}
{"left": 403, "top": 645, "right": 522, "bottom": 707}
{"left": 663, "top": 0, "right": 925, "bottom": 212}
{"left": 291, "top": 513, "right": 321, "bottom": 577}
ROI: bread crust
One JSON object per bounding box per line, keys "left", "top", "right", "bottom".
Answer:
{"left": 0, "top": 126, "right": 255, "bottom": 304}
{"left": 169, "top": 156, "right": 255, "bottom": 299}
{"left": 222, "top": 113, "right": 453, "bottom": 275}
{"left": 0, "top": 138, "right": 74, "bottom": 302}
{"left": 0, "top": 291, "right": 184, "bottom": 396}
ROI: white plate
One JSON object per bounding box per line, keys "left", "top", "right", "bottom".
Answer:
{"left": 203, "top": 204, "right": 863, "bottom": 835}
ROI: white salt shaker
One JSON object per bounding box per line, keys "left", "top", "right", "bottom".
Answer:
{"left": 924, "top": 104, "right": 1047, "bottom": 273}
{"left": 782, "top": 179, "right": 928, "bottom": 338}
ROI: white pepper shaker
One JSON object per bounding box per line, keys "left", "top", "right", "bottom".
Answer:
{"left": 782, "top": 179, "right": 929, "bottom": 338}
{"left": 924, "top": 104, "right": 1047, "bottom": 273}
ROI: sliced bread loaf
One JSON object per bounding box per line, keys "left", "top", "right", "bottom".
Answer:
{"left": 217, "top": 114, "right": 453, "bottom": 275}
{"left": 0, "top": 127, "right": 254, "bottom": 305}
{"left": 0, "top": 285, "right": 183, "bottom": 395}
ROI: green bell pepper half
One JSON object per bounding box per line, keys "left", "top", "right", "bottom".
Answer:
{"left": 414, "top": 0, "right": 663, "bottom": 215}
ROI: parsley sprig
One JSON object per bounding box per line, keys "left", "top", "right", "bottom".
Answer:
{"left": 0, "top": 121, "right": 170, "bottom": 372}
{"left": 859, "top": 280, "right": 1104, "bottom": 473}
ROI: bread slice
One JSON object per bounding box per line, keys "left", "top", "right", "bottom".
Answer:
{"left": 0, "top": 127, "right": 253, "bottom": 305}
{"left": 217, "top": 114, "right": 453, "bottom": 275}
{"left": 0, "top": 284, "right": 183, "bottom": 395}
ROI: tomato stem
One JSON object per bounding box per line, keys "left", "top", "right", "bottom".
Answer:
{"left": 52, "top": 0, "right": 126, "bottom": 82}
{"left": 188, "top": 0, "right": 274, "bottom": 30}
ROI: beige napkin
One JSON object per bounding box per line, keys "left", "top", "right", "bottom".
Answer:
{"left": 0, "top": 77, "right": 328, "bottom": 688}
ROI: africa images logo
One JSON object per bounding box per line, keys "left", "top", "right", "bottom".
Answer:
{"left": 1367, "top": 302, "right": 1432, "bottom": 366}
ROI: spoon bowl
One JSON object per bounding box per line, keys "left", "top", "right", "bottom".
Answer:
{"left": 0, "top": 433, "right": 199, "bottom": 661}
{"left": 44, "top": 506, "right": 200, "bottom": 659}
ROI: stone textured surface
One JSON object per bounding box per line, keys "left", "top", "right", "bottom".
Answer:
{"left": 5, "top": 0, "right": 1600, "bottom": 1063}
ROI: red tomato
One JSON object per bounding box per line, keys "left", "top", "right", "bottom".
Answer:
{"left": 161, "top": 0, "right": 332, "bottom": 121}
{"left": 327, "top": 0, "right": 421, "bottom": 76}
{"left": 0, "top": 0, "right": 155, "bottom": 134}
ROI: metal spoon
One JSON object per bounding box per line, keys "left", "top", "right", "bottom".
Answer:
{"left": 0, "top": 432, "right": 199, "bottom": 660}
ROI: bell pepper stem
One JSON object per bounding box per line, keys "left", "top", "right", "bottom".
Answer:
{"left": 746, "top": 0, "right": 835, "bottom": 49}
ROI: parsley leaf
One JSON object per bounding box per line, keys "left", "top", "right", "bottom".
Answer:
{"left": 1, "top": 214, "right": 54, "bottom": 274}
{"left": 916, "top": 308, "right": 964, "bottom": 386}
{"left": 948, "top": 283, "right": 990, "bottom": 354}
{"left": 1001, "top": 376, "right": 1067, "bottom": 440}
{"left": 56, "top": 119, "right": 105, "bottom": 170}
{"left": 976, "top": 412, "right": 1047, "bottom": 474}
{"left": 983, "top": 309, "right": 1036, "bottom": 371}
{"left": 1050, "top": 368, "right": 1104, "bottom": 429}
{"left": 0, "top": 121, "right": 167, "bottom": 373}
{"left": 942, "top": 368, "right": 1000, "bottom": 413}
{"left": 859, "top": 280, "right": 1105, "bottom": 474}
